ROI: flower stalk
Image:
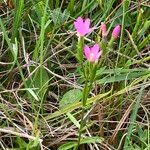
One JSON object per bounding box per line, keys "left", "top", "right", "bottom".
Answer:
{"left": 77, "top": 36, "right": 84, "bottom": 63}
{"left": 75, "top": 63, "right": 97, "bottom": 150}
{"left": 73, "top": 17, "right": 121, "bottom": 149}
{"left": 74, "top": 17, "right": 102, "bottom": 150}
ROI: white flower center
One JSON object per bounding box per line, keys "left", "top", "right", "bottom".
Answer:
{"left": 89, "top": 53, "right": 94, "bottom": 62}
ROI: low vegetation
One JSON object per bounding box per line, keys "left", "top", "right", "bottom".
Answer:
{"left": 0, "top": 0, "right": 149, "bottom": 149}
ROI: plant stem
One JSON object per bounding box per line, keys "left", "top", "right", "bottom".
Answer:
{"left": 75, "top": 79, "right": 89, "bottom": 149}
{"left": 75, "top": 107, "right": 86, "bottom": 150}
{"left": 75, "top": 79, "right": 94, "bottom": 149}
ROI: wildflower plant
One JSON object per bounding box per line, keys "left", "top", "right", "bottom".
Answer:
{"left": 73, "top": 17, "right": 121, "bottom": 149}
{"left": 0, "top": 1, "right": 149, "bottom": 149}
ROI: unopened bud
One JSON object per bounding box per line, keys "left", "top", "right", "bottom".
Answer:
{"left": 112, "top": 25, "right": 121, "bottom": 39}
{"left": 100, "top": 22, "right": 107, "bottom": 37}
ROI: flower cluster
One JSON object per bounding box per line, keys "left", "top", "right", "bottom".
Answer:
{"left": 74, "top": 17, "right": 101, "bottom": 63}
{"left": 74, "top": 17, "right": 121, "bottom": 63}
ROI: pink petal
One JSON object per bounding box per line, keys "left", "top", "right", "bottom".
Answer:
{"left": 91, "top": 44, "right": 99, "bottom": 55}
{"left": 92, "top": 50, "right": 102, "bottom": 62}
{"left": 84, "top": 45, "right": 91, "bottom": 59}
{"left": 96, "top": 50, "right": 102, "bottom": 59}
{"left": 78, "top": 28, "right": 88, "bottom": 36}
{"left": 74, "top": 17, "right": 83, "bottom": 30}
{"left": 84, "top": 18, "right": 90, "bottom": 30}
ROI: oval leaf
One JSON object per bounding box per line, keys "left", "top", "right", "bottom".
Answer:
{"left": 59, "top": 89, "right": 82, "bottom": 109}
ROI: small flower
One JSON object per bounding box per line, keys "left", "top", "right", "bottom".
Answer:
{"left": 74, "top": 17, "right": 91, "bottom": 37}
{"left": 112, "top": 25, "right": 121, "bottom": 39}
{"left": 100, "top": 22, "right": 107, "bottom": 37}
{"left": 84, "top": 44, "right": 102, "bottom": 63}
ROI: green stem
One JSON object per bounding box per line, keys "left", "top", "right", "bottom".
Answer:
{"left": 75, "top": 107, "right": 86, "bottom": 150}
{"left": 108, "top": 37, "right": 115, "bottom": 48}
{"left": 75, "top": 63, "right": 97, "bottom": 149}
{"left": 77, "top": 36, "right": 84, "bottom": 63}
{"left": 75, "top": 76, "right": 90, "bottom": 149}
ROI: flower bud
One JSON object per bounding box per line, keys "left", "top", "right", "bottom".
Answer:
{"left": 112, "top": 25, "right": 121, "bottom": 39}
{"left": 100, "top": 22, "right": 107, "bottom": 37}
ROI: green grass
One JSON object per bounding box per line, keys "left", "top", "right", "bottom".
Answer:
{"left": 0, "top": 0, "right": 150, "bottom": 149}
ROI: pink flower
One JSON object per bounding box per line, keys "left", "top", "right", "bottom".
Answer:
{"left": 100, "top": 22, "right": 107, "bottom": 37}
{"left": 112, "top": 25, "right": 121, "bottom": 39}
{"left": 74, "top": 17, "right": 91, "bottom": 37}
{"left": 84, "top": 44, "right": 102, "bottom": 63}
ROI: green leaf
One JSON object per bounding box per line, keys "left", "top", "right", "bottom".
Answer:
{"left": 26, "top": 66, "right": 49, "bottom": 100}
{"left": 58, "top": 142, "right": 77, "bottom": 150}
{"left": 45, "top": 91, "right": 110, "bottom": 120}
{"left": 143, "top": 130, "right": 148, "bottom": 141}
{"left": 27, "top": 138, "right": 40, "bottom": 149}
{"left": 58, "top": 136, "right": 104, "bottom": 150}
{"left": 26, "top": 88, "right": 39, "bottom": 101}
{"left": 66, "top": 112, "right": 80, "bottom": 128}
{"left": 138, "top": 20, "right": 150, "bottom": 39}
{"left": 97, "top": 71, "right": 149, "bottom": 84}
{"left": 50, "top": 8, "right": 69, "bottom": 26}
{"left": 59, "top": 89, "right": 82, "bottom": 109}
{"left": 16, "top": 137, "right": 27, "bottom": 149}
{"left": 11, "top": 0, "right": 24, "bottom": 42}
{"left": 80, "top": 136, "right": 104, "bottom": 144}
{"left": 30, "top": 1, "right": 45, "bottom": 26}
